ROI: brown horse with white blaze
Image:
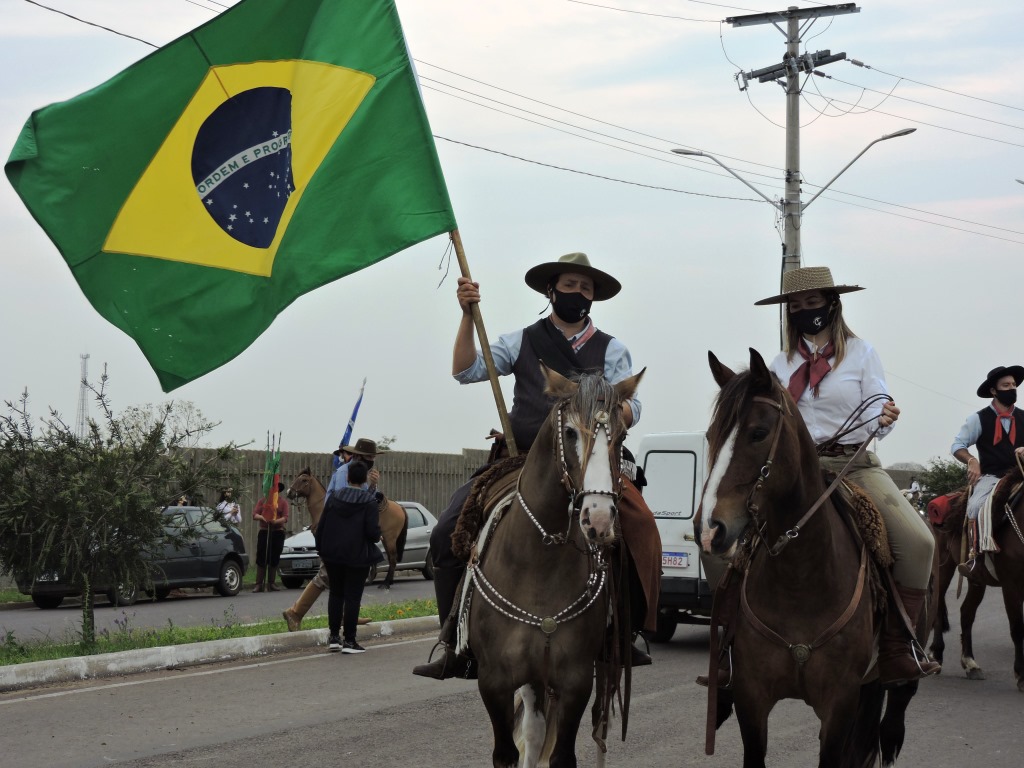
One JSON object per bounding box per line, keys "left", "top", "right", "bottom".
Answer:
{"left": 701, "top": 349, "right": 917, "bottom": 768}
{"left": 287, "top": 468, "right": 408, "bottom": 587}
{"left": 465, "top": 365, "right": 643, "bottom": 768}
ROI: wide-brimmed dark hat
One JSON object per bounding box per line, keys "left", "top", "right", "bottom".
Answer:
{"left": 977, "top": 365, "right": 1024, "bottom": 398}
{"left": 342, "top": 437, "right": 378, "bottom": 458}
{"left": 524, "top": 252, "right": 621, "bottom": 301}
{"left": 754, "top": 266, "right": 865, "bottom": 306}
{"left": 331, "top": 442, "right": 347, "bottom": 457}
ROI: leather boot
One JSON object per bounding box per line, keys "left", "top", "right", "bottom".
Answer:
{"left": 695, "top": 648, "right": 732, "bottom": 689}
{"left": 412, "top": 617, "right": 476, "bottom": 680}
{"left": 283, "top": 581, "right": 323, "bottom": 631}
{"left": 266, "top": 567, "right": 280, "bottom": 591}
{"left": 252, "top": 566, "right": 265, "bottom": 593}
{"left": 878, "top": 584, "right": 941, "bottom": 685}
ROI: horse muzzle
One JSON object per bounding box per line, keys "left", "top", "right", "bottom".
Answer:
{"left": 579, "top": 496, "right": 618, "bottom": 545}
{"left": 701, "top": 516, "right": 743, "bottom": 558}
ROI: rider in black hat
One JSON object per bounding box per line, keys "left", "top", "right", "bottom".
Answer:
{"left": 952, "top": 364, "right": 1024, "bottom": 575}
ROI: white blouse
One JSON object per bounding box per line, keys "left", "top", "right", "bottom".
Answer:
{"left": 769, "top": 336, "right": 893, "bottom": 446}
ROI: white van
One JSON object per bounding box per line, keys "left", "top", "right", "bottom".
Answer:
{"left": 636, "top": 431, "right": 712, "bottom": 642}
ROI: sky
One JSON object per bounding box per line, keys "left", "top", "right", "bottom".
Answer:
{"left": 2, "top": 0, "right": 1022, "bottom": 469}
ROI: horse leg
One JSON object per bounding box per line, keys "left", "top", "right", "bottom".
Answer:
{"left": 930, "top": 550, "right": 954, "bottom": 664}
{"left": 999, "top": 583, "right": 1024, "bottom": 692}
{"left": 815, "top": 688, "right": 862, "bottom": 768}
{"left": 733, "top": 695, "right": 772, "bottom": 768}
{"left": 480, "top": 679, "right": 518, "bottom": 768}
{"left": 549, "top": 681, "right": 593, "bottom": 768}
{"left": 879, "top": 681, "right": 918, "bottom": 767}
{"left": 379, "top": 539, "right": 398, "bottom": 589}
{"left": 516, "top": 684, "right": 549, "bottom": 768}
{"left": 960, "top": 581, "right": 987, "bottom": 680}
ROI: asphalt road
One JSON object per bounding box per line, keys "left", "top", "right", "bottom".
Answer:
{"left": 2, "top": 588, "right": 1023, "bottom": 767}
{"left": 0, "top": 570, "right": 436, "bottom": 642}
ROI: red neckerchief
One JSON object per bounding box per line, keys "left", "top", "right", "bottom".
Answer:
{"left": 570, "top": 320, "right": 596, "bottom": 352}
{"left": 788, "top": 339, "right": 835, "bottom": 402}
{"left": 992, "top": 403, "right": 1016, "bottom": 445}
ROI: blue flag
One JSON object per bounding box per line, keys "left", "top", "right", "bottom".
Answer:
{"left": 333, "top": 378, "right": 366, "bottom": 469}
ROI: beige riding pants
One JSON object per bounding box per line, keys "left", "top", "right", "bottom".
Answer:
{"left": 820, "top": 450, "right": 934, "bottom": 590}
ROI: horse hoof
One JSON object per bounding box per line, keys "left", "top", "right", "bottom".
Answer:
{"left": 378, "top": 583, "right": 391, "bottom": 591}
{"left": 1017, "top": 678, "right": 1024, "bottom": 693}
{"left": 965, "top": 667, "right": 986, "bottom": 681}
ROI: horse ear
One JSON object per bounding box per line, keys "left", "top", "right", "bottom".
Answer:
{"left": 541, "top": 362, "right": 578, "bottom": 397}
{"left": 301, "top": 467, "right": 311, "bottom": 475}
{"left": 748, "top": 348, "right": 773, "bottom": 393}
{"left": 708, "top": 351, "right": 735, "bottom": 389}
{"left": 614, "top": 367, "right": 645, "bottom": 403}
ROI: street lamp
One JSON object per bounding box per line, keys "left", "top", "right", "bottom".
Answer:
{"left": 673, "top": 128, "right": 916, "bottom": 344}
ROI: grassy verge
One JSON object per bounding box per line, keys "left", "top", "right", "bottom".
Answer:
{"left": 0, "top": 597, "right": 437, "bottom": 667}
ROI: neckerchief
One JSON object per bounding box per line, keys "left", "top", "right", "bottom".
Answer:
{"left": 993, "top": 404, "right": 1016, "bottom": 445}
{"left": 787, "top": 339, "right": 834, "bottom": 402}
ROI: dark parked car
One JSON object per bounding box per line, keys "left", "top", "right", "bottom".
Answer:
{"left": 278, "top": 500, "right": 437, "bottom": 588}
{"left": 16, "top": 506, "right": 249, "bottom": 609}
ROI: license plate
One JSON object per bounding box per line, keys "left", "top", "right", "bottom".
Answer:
{"left": 292, "top": 559, "right": 314, "bottom": 569}
{"left": 662, "top": 552, "right": 689, "bottom": 568}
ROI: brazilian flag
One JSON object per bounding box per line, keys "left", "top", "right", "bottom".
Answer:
{"left": 5, "top": 0, "right": 456, "bottom": 391}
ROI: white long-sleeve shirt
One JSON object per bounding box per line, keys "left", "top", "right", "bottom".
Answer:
{"left": 769, "top": 337, "right": 893, "bottom": 446}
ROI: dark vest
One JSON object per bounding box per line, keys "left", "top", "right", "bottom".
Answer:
{"left": 976, "top": 405, "right": 1024, "bottom": 477}
{"left": 509, "top": 318, "right": 613, "bottom": 451}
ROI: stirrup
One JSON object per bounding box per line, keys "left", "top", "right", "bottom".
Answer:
{"left": 957, "top": 554, "right": 978, "bottom": 578}
{"left": 696, "top": 646, "right": 733, "bottom": 689}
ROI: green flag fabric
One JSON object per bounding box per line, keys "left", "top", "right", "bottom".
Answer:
{"left": 6, "top": 0, "right": 456, "bottom": 391}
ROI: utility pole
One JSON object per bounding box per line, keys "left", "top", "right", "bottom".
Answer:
{"left": 75, "top": 353, "right": 90, "bottom": 439}
{"left": 728, "top": 4, "right": 859, "bottom": 279}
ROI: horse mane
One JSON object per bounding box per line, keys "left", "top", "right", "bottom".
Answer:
{"left": 707, "top": 368, "right": 790, "bottom": 461}
{"left": 992, "top": 465, "right": 1024, "bottom": 511}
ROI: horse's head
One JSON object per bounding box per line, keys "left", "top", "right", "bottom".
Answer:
{"left": 700, "top": 348, "right": 812, "bottom": 558}
{"left": 542, "top": 363, "right": 645, "bottom": 546}
{"left": 287, "top": 468, "right": 313, "bottom": 500}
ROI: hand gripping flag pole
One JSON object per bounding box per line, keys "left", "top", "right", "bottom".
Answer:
{"left": 450, "top": 229, "right": 518, "bottom": 457}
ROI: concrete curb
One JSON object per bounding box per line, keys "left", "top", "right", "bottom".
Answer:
{"left": 0, "top": 615, "right": 441, "bottom": 693}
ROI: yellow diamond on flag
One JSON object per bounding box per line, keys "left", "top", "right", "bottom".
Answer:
{"left": 104, "top": 60, "right": 375, "bottom": 277}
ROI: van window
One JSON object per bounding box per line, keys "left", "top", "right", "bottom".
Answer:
{"left": 643, "top": 450, "right": 698, "bottom": 520}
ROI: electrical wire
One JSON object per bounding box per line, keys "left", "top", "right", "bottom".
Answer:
{"left": 22, "top": 0, "right": 158, "bottom": 48}
{"left": 433, "top": 135, "right": 764, "bottom": 202}
{"left": 564, "top": 0, "right": 719, "bottom": 22}
{"left": 851, "top": 61, "right": 1024, "bottom": 114}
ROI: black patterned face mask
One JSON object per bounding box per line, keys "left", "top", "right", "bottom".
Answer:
{"left": 550, "top": 288, "right": 593, "bottom": 323}
{"left": 790, "top": 306, "right": 830, "bottom": 336}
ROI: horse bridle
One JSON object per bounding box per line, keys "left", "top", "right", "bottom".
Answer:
{"left": 516, "top": 400, "right": 624, "bottom": 547}
{"left": 744, "top": 391, "right": 878, "bottom": 557}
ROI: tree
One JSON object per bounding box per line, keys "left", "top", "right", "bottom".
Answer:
{"left": 376, "top": 435, "right": 397, "bottom": 452}
{"left": 0, "top": 372, "right": 241, "bottom": 646}
{"left": 918, "top": 456, "right": 968, "bottom": 503}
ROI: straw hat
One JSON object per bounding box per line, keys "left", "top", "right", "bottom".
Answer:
{"left": 754, "top": 266, "right": 864, "bottom": 306}
{"left": 524, "top": 252, "right": 621, "bottom": 301}
{"left": 976, "top": 365, "right": 1024, "bottom": 398}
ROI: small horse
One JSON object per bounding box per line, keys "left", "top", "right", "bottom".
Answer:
{"left": 929, "top": 475, "right": 1024, "bottom": 691}
{"left": 286, "top": 468, "right": 409, "bottom": 588}
{"left": 464, "top": 365, "right": 643, "bottom": 768}
{"left": 701, "top": 349, "right": 915, "bottom": 768}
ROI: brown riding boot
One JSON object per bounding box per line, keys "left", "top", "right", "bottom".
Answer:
{"left": 878, "top": 584, "right": 941, "bottom": 685}
{"left": 283, "top": 581, "right": 323, "bottom": 631}
{"left": 266, "top": 567, "right": 280, "bottom": 591}
{"left": 695, "top": 647, "right": 733, "bottom": 689}
{"left": 252, "top": 566, "right": 266, "bottom": 593}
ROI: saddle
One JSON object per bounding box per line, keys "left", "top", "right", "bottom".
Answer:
{"left": 824, "top": 472, "right": 892, "bottom": 607}
{"left": 451, "top": 454, "right": 528, "bottom": 561}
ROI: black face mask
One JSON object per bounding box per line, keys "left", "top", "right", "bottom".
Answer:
{"left": 550, "top": 288, "right": 593, "bottom": 323}
{"left": 790, "top": 306, "right": 831, "bottom": 336}
{"left": 995, "top": 388, "right": 1018, "bottom": 406}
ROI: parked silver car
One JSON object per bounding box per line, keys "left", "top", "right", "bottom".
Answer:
{"left": 278, "top": 500, "right": 437, "bottom": 588}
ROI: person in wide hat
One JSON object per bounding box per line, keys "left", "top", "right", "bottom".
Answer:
{"left": 282, "top": 439, "right": 380, "bottom": 633}
{"left": 700, "top": 265, "right": 939, "bottom": 688}
{"left": 951, "top": 364, "right": 1024, "bottom": 577}
{"left": 412, "top": 251, "right": 661, "bottom": 680}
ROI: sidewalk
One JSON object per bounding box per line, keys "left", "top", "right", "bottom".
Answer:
{"left": 0, "top": 615, "right": 440, "bottom": 693}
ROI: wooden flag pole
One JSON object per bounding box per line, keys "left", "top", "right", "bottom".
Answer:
{"left": 450, "top": 229, "right": 519, "bottom": 457}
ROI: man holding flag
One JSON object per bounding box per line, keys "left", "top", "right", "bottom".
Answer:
{"left": 253, "top": 436, "right": 289, "bottom": 592}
